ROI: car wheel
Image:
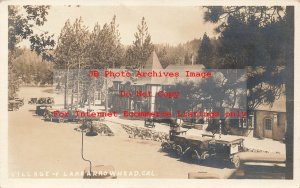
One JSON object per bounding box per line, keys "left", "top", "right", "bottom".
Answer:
{"left": 175, "top": 145, "right": 183, "bottom": 157}
{"left": 191, "top": 150, "right": 201, "bottom": 163}
{"left": 231, "top": 155, "right": 240, "bottom": 168}
{"left": 161, "top": 142, "right": 171, "bottom": 151}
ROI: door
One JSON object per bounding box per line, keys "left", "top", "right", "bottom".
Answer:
{"left": 263, "top": 118, "right": 273, "bottom": 138}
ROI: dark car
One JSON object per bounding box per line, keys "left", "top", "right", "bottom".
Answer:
{"left": 28, "top": 98, "right": 38, "bottom": 104}
{"left": 36, "top": 105, "right": 52, "bottom": 116}
{"left": 207, "top": 137, "right": 245, "bottom": 168}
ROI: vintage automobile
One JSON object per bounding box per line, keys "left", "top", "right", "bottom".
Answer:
{"left": 36, "top": 104, "right": 52, "bottom": 116}
{"left": 161, "top": 126, "right": 213, "bottom": 160}
{"left": 36, "top": 97, "right": 54, "bottom": 104}
{"left": 180, "top": 118, "right": 205, "bottom": 129}
{"left": 68, "top": 109, "right": 81, "bottom": 122}
{"left": 52, "top": 109, "right": 70, "bottom": 123}
{"left": 162, "top": 130, "right": 214, "bottom": 161}
{"left": 144, "top": 118, "right": 155, "bottom": 128}
{"left": 188, "top": 152, "right": 286, "bottom": 179}
{"left": 8, "top": 97, "right": 25, "bottom": 111}
{"left": 161, "top": 124, "right": 245, "bottom": 167}
{"left": 37, "top": 97, "right": 47, "bottom": 104}
{"left": 44, "top": 108, "right": 77, "bottom": 123}
{"left": 181, "top": 134, "right": 215, "bottom": 162}
{"left": 162, "top": 128, "right": 185, "bottom": 153}
{"left": 28, "top": 98, "right": 38, "bottom": 104}
{"left": 231, "top": 152, "right": 286, "bottom": 178}
{"left": 14, "top": 97, "right": 24, "bottom": 106}
{"left": 44, "top": 108, "right": 55, "bottom": 121}
{"left": 161, "top": 117, "right": 212, "bottom": 159}
{"left": 46, "top": 97, "right": 54, "bottom": 104}
{"left": 206, "top": 137, "right": 246, "bottom": 168}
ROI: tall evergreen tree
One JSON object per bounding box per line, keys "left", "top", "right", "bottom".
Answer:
{"left": 196, "top": 33, "right": 214, "bottom": 67}
{"left": 203, "top": 6, "right": 294, "bottom": 179}
{"left": 87, "top": 16, "right": 124, "bottom": 110}
{"left": 54, "top": 17, "right": 89, "bottom": 109}
{"left": 87, "top": 15, "right": 123, "bottom": 69}
{"left": 126, "top": 17, "right": 154, "bottom": 69}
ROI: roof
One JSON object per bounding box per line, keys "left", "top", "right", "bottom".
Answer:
{"left": 143, "top": 51, "right": 163, "bottom": 70}
{"left": 131, "top": 51, "right": 165, "bottom": 85}
{"left": 165, "top": 64, "right": 205, "bottom": 70}
{"left": 112, "top": 52, "right": 207, "bottom": 86}
{"left": 245, "top": 66, "right": 286, "bottom": 113}
{"left": 255, "top": 94, "right": 286, "bottom": 112}
{"left": 164, "top": 64, "right": 206, "bottom": 84}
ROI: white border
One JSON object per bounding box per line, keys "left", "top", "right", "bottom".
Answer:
{"left": 0, "top": 1, "right": 299, "bottom": 188}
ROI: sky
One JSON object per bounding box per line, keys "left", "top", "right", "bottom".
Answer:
{"left": 20, "top": 6, "right": 218, "bottom": 47}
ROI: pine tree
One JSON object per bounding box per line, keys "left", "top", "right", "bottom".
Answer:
{"left": 196, "top": 33, "right": 214, "bottom": 67}
{"left": 126, "top": 17, "right": 154, "bottom": 69}
{"left": 87, "top": 15, "right": 123, "bottom": 69}
{"left": 87, "top": 16, "right": 124, "bottom": 110}
{"left": 203, "top": 6, "right": 294, "bottom": 179}
{"left": 54, "top": 17, "right": 89, "bottom": 109}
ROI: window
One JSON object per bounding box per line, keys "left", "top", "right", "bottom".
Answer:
{"left": 242, "top": 118, "right": 247, "bottom": 128}
{"left": 247, "top": 117, "right": 253, "bottom": 128}
{"left": 264, "top": 118, "right": 272, "bottom": 130}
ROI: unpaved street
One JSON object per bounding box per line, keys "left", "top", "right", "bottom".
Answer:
{"left": 9, "top": 87, "right": 237, "bottom": 178}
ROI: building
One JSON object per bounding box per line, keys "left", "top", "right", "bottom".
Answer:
{"left": 252, "top": 94, "right": 286, "bottom": 141}
{"left": 109, "top": 51, "right": 205, "bottom": 114}
{"left": 109, "top": 51, "right": 287, "bottom": 141}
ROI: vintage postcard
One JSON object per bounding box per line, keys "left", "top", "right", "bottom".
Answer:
{"left": 0, "top": 0, "right": 299, "bottom": 188}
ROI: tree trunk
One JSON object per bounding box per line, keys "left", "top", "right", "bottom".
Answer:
{"left": 77, "top": 60, "right": 81, "bottom": 108}
{"left": 70, "top": 72, "right": 75, "bottom": 110}
{"left": 93, "top": 90, "right": 95, "bottom": 106}
{"left": 64, "top": 66, "right": 69, "bottom": 109}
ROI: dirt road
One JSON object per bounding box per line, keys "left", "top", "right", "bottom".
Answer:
{"left": 9, "top": 87, "right": 237, "bottom": 179}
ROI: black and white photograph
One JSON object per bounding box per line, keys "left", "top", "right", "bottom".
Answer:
{"left": 1, "top": 1, "right": 299, "bottom": 188}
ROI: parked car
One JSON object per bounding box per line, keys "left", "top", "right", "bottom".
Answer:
{"left": 14, "top": 97, "right": 24, "bottom": 106}
{"left": 36, "top": 97, "right": 54, "bottom": 104}
{"left": 36, "top": 104, "right": 52, "bottom": 116}
{"left": 161, "top": 128, "right": 246, "bottom": 168}
{"left": 207, "top": 137, "right": 245, "bottom": 168}
{"left": 28, "top": 98, "right": 38, "bottom": 104}
{"left": 188, "top": 152, "right": 286, "bottom": 179}
{"left": 144, "top": 118, "right": 155, "bottom": 128}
